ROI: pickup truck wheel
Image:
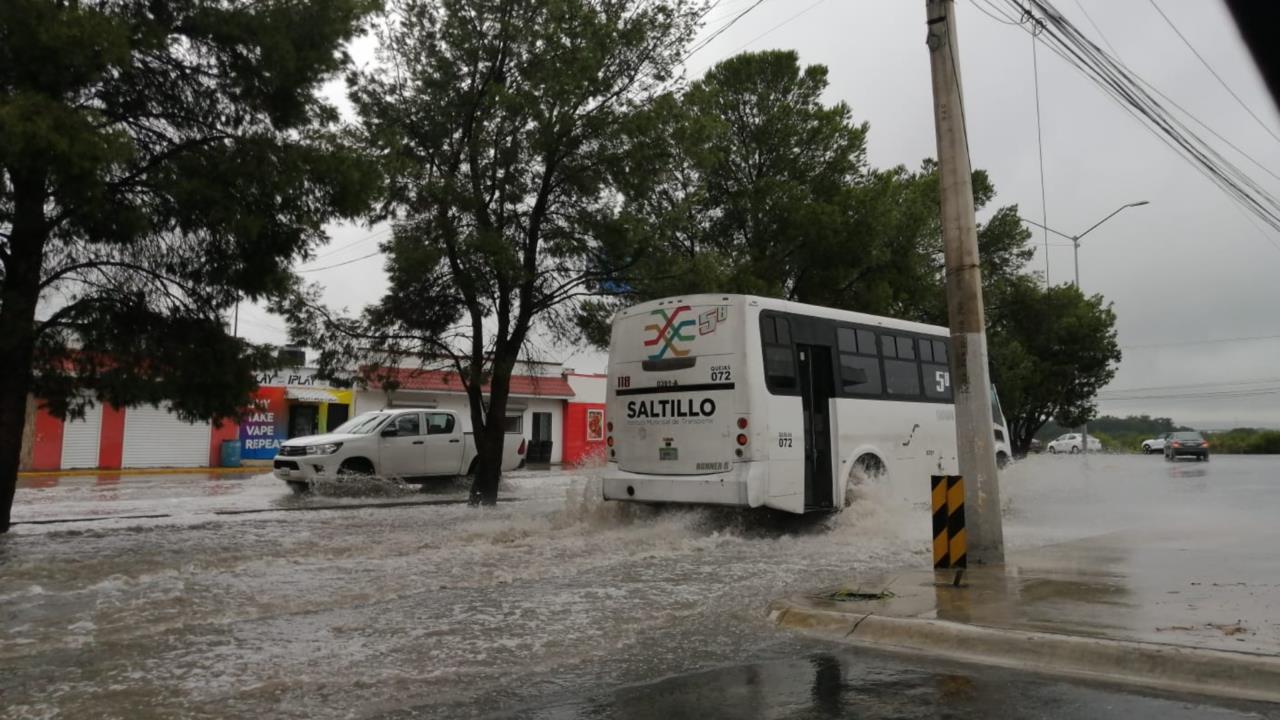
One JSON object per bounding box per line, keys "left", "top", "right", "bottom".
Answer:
{"left": 286, "top": 480, "right": 309, "bottom": 494}
{"left": 338, "top": 458, "right": 375, "bottom": 478}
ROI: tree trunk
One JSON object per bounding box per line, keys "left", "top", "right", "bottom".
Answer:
{"left": 1008, "top": 417, "right": 1044, "bottom": 458}
{"left": 468, "top": 417, "right": 508, "bottom": 506}
{"left": 0, "top": 172, "right": 47, "bottom": 533}
{"left": 467, "top": 357, "right": 516, "bottom": 506}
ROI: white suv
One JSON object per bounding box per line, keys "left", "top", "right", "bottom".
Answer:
{"left": 272, "top": 409, "right": 525, "bottom": 492}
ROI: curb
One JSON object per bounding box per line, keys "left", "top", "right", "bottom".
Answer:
{"left": 770, "top": 597, "right": 1280, "bottom": 705}
{"left": 18, "top": 465, "right": 268, "bottom": 478}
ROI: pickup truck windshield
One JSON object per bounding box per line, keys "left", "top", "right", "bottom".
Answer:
{"left": 331, "top": 412, "right": 389, "bottom": 435}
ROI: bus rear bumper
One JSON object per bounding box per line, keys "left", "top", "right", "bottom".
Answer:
{"left": 602, "top": 465, "right": 758, "bottom": 507}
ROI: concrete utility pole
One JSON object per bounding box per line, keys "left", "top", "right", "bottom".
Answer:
{"left": 924, "top": 0, "right": 1004, "bottom": 564}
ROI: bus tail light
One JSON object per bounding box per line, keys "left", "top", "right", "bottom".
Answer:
{"left": 1202, "top": 441, "right": 1210, "bottom": 448}
{"left": 737, "top": 417, "right": 748, "bottom": 430}
{"left": 1171, "top": 441, "right": 1182, "bottom": 448}
{"left": 736, "top": 433, "right": 749, "bottom": 446}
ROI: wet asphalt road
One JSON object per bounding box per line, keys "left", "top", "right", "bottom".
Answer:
{"left": 3, "top": 456, "right": 1279, "bottom": 718}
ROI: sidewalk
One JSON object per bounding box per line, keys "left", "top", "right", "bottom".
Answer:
{"left": 770, "top": 525, "right": 1280, "bottom": 704}
{"left": 18, "top": 463, "right": 270, "bottom": 479}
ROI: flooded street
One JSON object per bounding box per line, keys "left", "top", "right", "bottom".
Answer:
{"left": 3, "top": 455, "right": 1279, "bottom": 718}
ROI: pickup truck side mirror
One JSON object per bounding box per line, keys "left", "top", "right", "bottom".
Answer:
{"left": 380, "top": 426, "right": 398, "bottom": 438}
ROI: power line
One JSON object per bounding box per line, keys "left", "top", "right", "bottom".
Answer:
{"left": 1052, "top": 0, "right": 1280, "bottom": 185}
{"left": 297, "top": 250, "right": 382, "bottom": 273}
{"left": 729, "top": 0, "right": 829, "bottom": 54}
{"left": 969, "top": 0, "right": 1020, "bottom": 26}
{"left": 1122, "top": 333, "right": 1280, "bottom": 350}
{"left": 1101, "top": 387, "right": 1280, "bottom": 402}
{"left": 988, "top": 1, "right": 1280, "bottom": 253}
{"left": 682, "top": 0, "right": 768, "bottom": 61}
{"left": 311, "top": 226, "right": 392, "bottom": 261}
{"left": 1066, "top": 0, "right": 1118, "bottom": 57}
{"left": 1145, "top": 0, "right": 1280, "bottom": 147}
{"left": 1102, "top": 376, "right": 1280, "bottom": 394}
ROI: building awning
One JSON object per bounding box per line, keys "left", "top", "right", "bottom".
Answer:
{"left": 285, "top": 387, "right": 342, "bottom": 403}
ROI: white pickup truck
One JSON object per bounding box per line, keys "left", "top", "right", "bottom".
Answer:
{"left": 272, "top": 408, "right": 526, "bottom": 491}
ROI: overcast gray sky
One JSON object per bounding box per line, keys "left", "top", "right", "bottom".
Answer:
{"left": 238, "top": 0, "right": 1280, "bottom": 428}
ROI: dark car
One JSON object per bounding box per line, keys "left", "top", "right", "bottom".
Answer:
{"left": 1164, "top": 431, "right": 1210, "bottom": 462}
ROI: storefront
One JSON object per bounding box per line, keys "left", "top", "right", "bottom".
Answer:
{"left": 562, "top": 372, "right": 608, "bottom": 467}
{"left": 238, "top": 369, "right": 354, "bottom": 461}
{"left": 20, "top": 368, "right": 353, "bottom": 471}
{"left": 19, "top": 364, "right": 604, "bottom": 472}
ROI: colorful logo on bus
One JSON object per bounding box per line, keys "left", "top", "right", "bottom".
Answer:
{"left": 644, "top": 305, "right": 729, "bottom": 360}
{"left": 644, "top": 306, "right": 695, "bottom": 359}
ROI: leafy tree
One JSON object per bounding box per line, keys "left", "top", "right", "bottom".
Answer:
{"left": 987, "top": 277, "right": 1122, "bottom": 456}
{"left": 583, "top": 51, "right": 1035, "bottom": 335}
{"left": 282, "top": 0, "right": 702, "bottom": 505}
{"left": 0, "top": 0, "right": 376, "bottom": 532}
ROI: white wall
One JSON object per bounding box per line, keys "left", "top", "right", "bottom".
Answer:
{"left": 565, "top": 373, "right": 607, "bottom": 404}
{"left": 517, "top": 398, "right": 564, "bottom": 464}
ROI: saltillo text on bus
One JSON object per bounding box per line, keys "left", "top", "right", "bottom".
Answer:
{"left": 603, "top": 294, "right": 1008, "bottom": 514}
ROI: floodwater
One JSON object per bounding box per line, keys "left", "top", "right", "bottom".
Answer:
{"left": 2, "top": 455, "right": 1278, "bottom": 718}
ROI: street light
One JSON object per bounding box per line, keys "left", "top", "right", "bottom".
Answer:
{"left": 1019, "top": 201, "right": 1150, "bottom": 453}
{"left": 1020, "top": 201, "right": 1150, "bottom": 288}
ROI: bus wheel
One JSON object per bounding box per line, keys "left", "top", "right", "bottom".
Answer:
{"left": 996, "top": 452, "right": 1010, "bottom": 469}
{"left": 844, "top": 455, "right": 886, "bottom": 507}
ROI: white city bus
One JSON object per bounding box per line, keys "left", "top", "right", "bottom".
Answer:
{"left": 604, "top": 294, "right": 976, "bottom": 514}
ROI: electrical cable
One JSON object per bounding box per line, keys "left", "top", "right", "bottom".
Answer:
{"left": 297, "top": 250, "right": 383, "bottom": 273}
{"left": 986, "top": 0, "right": 1280, "bottom": 253}
{"left": 728, "top": 0, "right": 828, "bottom": 54}
{"left": 1145, "top": 0, "right": 1280, "bottom": 146}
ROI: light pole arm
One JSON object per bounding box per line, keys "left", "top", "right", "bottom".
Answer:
{"left": 1018, "top": 216, "right": 1076, "bottom": 241}
{"left": 1077, "top": 201, "right": 1150, "bottom": 241}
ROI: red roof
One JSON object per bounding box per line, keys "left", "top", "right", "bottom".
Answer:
{"left": 370, "top": 368, "right": 575, "bottom": 398}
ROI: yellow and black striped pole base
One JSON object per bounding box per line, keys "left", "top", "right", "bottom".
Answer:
{"left": 931, "top": 475, "right": 967, "bottom": 570}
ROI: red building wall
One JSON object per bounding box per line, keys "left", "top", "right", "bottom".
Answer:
{"left": 561, "top": 402, "right": 607, "bottom": 467}
{"left": 30, "top": 406, "right": 64, "bottom": 471}
{"left": 98, "top": 405, "right": 126, "bottom": 469}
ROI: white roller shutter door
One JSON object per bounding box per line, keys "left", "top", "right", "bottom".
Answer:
{"left": 61, "top": 405, "right": 103, "bottom": 469}
{"left": 122, "top": 405, "right": 210, "bottom": 468}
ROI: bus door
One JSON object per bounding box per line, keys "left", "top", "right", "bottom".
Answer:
{"left": 797, "top": 344, "right": 835, "bottom": 509}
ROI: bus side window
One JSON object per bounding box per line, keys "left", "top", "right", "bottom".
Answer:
{"left": 840, "top": 354, "right": 881, "bottom": 395}
{"left": 881, "top": 335, "right": 897, "bottom": 359}
{"left": 765, "top": 346, "right": 797, "bottom": 389}
{"left": 761, "top": 316, "right": 777, "bottom": 344}
{"left": 884, "top": 358, "right": 921, "bottom": 397}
